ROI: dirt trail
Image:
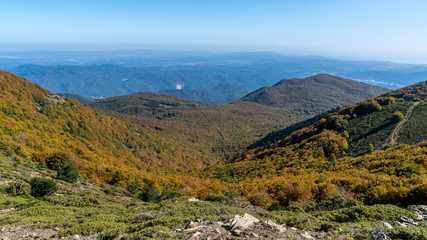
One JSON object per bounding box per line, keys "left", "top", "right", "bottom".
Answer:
{"left": 383, "top": 102, "right": 420, "bottom": 148}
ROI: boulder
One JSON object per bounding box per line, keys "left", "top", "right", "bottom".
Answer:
{"left": 226, "top": 213, "right": 260, "bottom": 230}
{"left": 414, "top": 205, "right": 427, "bottom": 221}
{"left": 188, "top": 197, "right": 200, "bottom": 202}
{"left": 264, "top": 220, "right": 286, "bottom": 233}
{"left": 189, "top": 231, "right": 202, "bottom": 240}
{"left": 301, "top": 231, "right": 315, "bottom": 239}
{"left": 371, "top": 229, "right": 391, "bottom": 240}
{"left": 383, "top": 222, "right": 393, "bottom": 229}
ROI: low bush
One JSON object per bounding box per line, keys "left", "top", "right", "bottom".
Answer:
{"left": 306, "top": 195, "right": 362, "bottom": 212}
{"left": 204, "top": 194, "right": 229, "bottom": 204}
{"left": 57, "top": 162, "right": 79, "bottom": 183}
{"left": 7, "top": 182, "right": 31, "bottom": 196}
{"left": 138, "top": 184, "right": 160, "bottom": 203}
{"left": 56, "top": 221, "right": 127, "bottom": 237}
{"left": 392, "top": 111, "right": 405, "bottom": 122}
{"left": 326, "top": 204, "right": 415, "bottom": 223}
{"left": 45, "top": 152, "right": 70, "bottom": 170}
{"left": 267, "top": 202, "right": 283, "bottom": 211}
{"left": 30, "top": 177, "right": 57, "bottom": 198}
{"left": 160, "top": 191, "right": 180, "bottom": 201}
{"left": 389, "top": 226, "right": 427, "bottom": 240}
{"left": 126, "top": 181, "right": 140, "bottom": 195}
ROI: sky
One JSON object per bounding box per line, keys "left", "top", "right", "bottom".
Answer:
{"left": 2, "top": 0, "right": 427, "bottom": 63}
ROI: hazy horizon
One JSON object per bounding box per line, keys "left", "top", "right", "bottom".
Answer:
{"left": 2, "top": 43, "right": 427, "bottom": 65}
{"left": 2, "top": 0, "right": 427, "bottom": 64}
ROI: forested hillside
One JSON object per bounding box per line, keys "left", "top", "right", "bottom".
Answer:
{"left": 237, "top": 74, "right": 388, "bottom": 117}
{"left": 206, "top": 83, "right": 427, "bottom": 209}
{"left": 0, "top": 70, "right": 220, "bottom": 187}
{"left": 88, "top": 93, "right": 296, "bottom": 158}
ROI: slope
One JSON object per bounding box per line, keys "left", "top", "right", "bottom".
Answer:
{"left": 0, "top": 70, "right": 220, "bottom": 186}
{"left": 236, "top": 74, "right": 389, "bottom": 117}
{"left": 204, "top": 81, "right": 427, "bottom": 208}
{"left": 261, "top": 81, "right": 427, "bottom": 156}
{"left": 1, "top": 153, "right": 423, "bottom": 240}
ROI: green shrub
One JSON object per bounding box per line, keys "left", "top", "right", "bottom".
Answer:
{"left": 138, "top": 184, "right": 160, "bottom": 202}
{"left": 376, "top": 97, "right": 396, "bottom": 106}
{"left": 126, "top": 181, "right": 140, "bottom": 195}
{"left": 354, "top": 100, "right": 382, "bottom": 115}
{"left": 326, "top": 204, "right": 415, "bottom": 223}
{"left": 45, "top": 152, "right": 70, "bottom": 170}
{"left": 7, "top": 182, "right": 31, "bottom": 196}
{"left": 56, "top": 221, "right": 126, "bottom": 237}
{"left": 318, "top": 221, "right": 336, "bottom": 232}
{"left": 306, "top": 195, "right": 362, "bottom": 212}
{"left": 204, "top": 194, "right": 229, "bottom": 203}
{"left": 267, "top": 202, "right": 283, "bottom": 211}
{"left": 389, "top": 226, "right": 427, "bottom": 240}
{"left": 392, "top": 111, "right": 405, "bottom": 122}
{"left": 30, "top": 177, "right": 57, "bottom": 197}
{"left": 57, "top": 162, "right": 79, "bottom": 183}
{"left": 287, "top": 205, "right": 305, "bottom": 213}
{"left": 45, "top": 194, "right": 99, "bottom": 207}
{"left": 160, "top": 191, "right": 180, "bottom": 201}
{"left": 103, "top": 188, "right": 113, "bottom": 195}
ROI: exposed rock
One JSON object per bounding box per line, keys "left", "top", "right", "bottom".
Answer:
{"left": 231, "top": 229, "right": 242, "bottom": 236}
{"left": 264, "top": 221, "right": 286, "bottom": 233}
{"left": 188, "top": 197, "right": 200, "bottom": 202}
{"left": 301, "top": 231, "right": 315, "bottom": 239}
{"left": 392, "top": 216, "right": 418, "bottom": 227}
{"left": 414, "top": 205, "right": 427, "bottom": 221}
{"left": 189, "top": 231, "right": 202, "bottom": 240}
{"left": 371, "top": 229, "right": 391, "bottom": 240}
{"left": 226, "top": 213, "right": 260, "bottom": 230}
{"left": 383, "top": 222, "right": 393, "bottom": 229}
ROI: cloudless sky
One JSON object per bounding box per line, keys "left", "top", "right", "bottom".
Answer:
{"left": 2, "top": 0, "right": 427, "bottom": 62}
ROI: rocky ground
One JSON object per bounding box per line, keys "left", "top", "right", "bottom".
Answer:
{"left": 0, "top": 205, "right": 425, "bottom": 239}
{"left": 171, "top": 213, "right": 338, "bottom": 240}
{"left": 172, "top": 205, "right": 427, "bottom": 240}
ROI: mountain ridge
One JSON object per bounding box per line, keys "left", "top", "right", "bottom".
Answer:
{"left": 236, "top": 74, "right": 389, "bottom": 117}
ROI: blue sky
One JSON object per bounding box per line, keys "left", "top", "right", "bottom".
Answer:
{"left": 2, "top": 0, "right": 427, "bottom": 62}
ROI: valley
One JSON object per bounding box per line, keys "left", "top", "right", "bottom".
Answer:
{"left": 3, "top": 1, "right": 427, "bottom": 239}
{"left": 0, "top": 69, "right": 425, "bottom": 239}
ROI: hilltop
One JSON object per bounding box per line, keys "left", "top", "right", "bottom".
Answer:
{"left": 380, "top": 80, "right": 427, "bottom": 100}
{"left": 236, "top": 74, "right": 389, "bottom": 117}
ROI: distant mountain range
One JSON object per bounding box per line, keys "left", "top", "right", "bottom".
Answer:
{"left": 7, "top": 51, "right": 427, "bottom": 105}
